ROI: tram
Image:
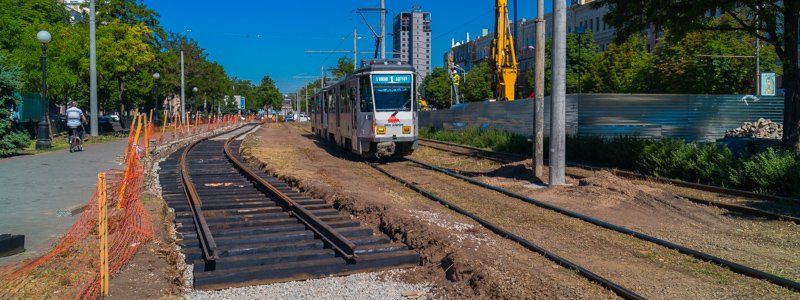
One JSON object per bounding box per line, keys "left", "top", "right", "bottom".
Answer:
{"left": 311, "top": 59, "right": 418, "bottom": 158}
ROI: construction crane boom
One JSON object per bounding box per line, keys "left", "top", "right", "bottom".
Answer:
{"left": 490, "top": 0, "right": 519, "bottom": 101}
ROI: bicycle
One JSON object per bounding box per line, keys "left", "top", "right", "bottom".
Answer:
{"left": 68, "top": 126, "right": 84, "bottom": 153}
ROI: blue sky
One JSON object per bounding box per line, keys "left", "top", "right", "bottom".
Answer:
{"left": 148, "top": 0, "right": 554, "bottom": 92}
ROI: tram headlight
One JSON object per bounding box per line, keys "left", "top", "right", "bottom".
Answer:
{"left": 402, "top": 126, "right": 412, "bottom": 134}
{"left": 376, "top": 126, "right": 387, "bottom": 135}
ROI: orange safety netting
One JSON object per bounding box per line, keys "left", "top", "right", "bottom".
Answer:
{"left": 0, "top": 112, "right": 251, "bottom": 299}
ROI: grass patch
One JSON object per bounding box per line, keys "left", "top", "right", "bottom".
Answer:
{"left": 421, "top": 127, "right": 800, "bottom": 197}
{"left": 19, "top": 133, "right": 126, "bottom": 155}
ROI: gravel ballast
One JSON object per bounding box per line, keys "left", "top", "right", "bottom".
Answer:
{"left": 187, "top": 270, "right": 431, "bottom": 300}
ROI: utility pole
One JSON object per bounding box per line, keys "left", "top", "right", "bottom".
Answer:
{"left": 533, "top": 0, "right": 545, "bottom": 181}
{"left": 381, "top": 0, "right": 386, "bottom": 59}
{"left": 549, "top": 0, "right": 567, "bottom": 186}
{"left": 354, "top": 28, "right": 359, "bottom": 68}
{"left": 304, "top": 81, "right": 309, "bottom": 116}
{"left": 180, "top": 49, "right": 186, "bottom": 124}
{"left": 755, "top": 6, "right": 761, "bottom": 96}
{"left": 89, "top": 0, "right": 98, "bottom": 136}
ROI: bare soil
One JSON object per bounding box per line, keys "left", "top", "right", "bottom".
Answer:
{"left": 412, "top": 146, "right": 800, "bottom": 290}
{"left": 107, "top": 192, "right": 183, "bottom": 299}
{"left": 240, "top": 124, "right": 618, "bottom": 299}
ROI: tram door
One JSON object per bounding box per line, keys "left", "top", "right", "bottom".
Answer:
{"left": 322, "top": 92, "right": 328, "bottom": 132}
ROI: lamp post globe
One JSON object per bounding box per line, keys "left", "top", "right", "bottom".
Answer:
{"left": 35, "top": 30, "right": 52, "bottom": 150}
{"left": 37, "top": 30, "right": 51, "bottom": 44}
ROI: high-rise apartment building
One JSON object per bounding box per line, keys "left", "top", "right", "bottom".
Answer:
{"left": 392, "top": 7, "right": 432, "bottom": 82}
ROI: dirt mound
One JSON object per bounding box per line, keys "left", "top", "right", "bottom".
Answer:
{"left": 725, "top": 118, "right": 783, "bottom": 139}
{"left": 576, "top": 171, "right": 685, "bottom": 211}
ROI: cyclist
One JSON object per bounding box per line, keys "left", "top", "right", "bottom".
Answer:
{"left": 66, "top": 101, "right": 88, "bottom": 146}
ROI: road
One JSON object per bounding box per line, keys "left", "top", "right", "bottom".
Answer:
{"left": 0, "top": 140, "right": 126, "bottom": 265}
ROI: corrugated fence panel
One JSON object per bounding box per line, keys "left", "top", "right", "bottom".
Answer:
{"left": 419, "top": 94, "right": 784, "bottom": 142}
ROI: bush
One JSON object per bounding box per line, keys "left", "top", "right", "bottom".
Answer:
{"left": 422, "top": 127, "right": 800, "bottom": 197}
{"left": 567, "top": 135, "right": 647, "bottom": 170}
{"left": 0, "top": 54, "right": 30, "bottom": 157}
{"left": 734, "top": 149, "right": 800, "bottom": 195}
{"left": 421, "top": 127, "right": 530, "bottom": 154}
{"left": 639, "top": 140, "right": 736, "bottom": 186}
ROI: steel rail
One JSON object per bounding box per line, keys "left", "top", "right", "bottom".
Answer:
{"left": 368, "top": 162, "right": 645, "bottom": 300}
{"left": 223, "top": 125, "right": 358, "bottom": 261}
{"left": 418, "top": 139, "right": 800, "bottom": 224}
{"left": 179, "top": 128, "right": 242, "bottom": 271}
{"left": 408, "top": 158, "right": 800, "bottom": 292}
{"left": 420, "top": 138, "right": 800, "bottom": 205}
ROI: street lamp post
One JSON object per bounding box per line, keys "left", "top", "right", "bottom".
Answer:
{"left": 35, "top": 30, "right": 52, "bottom": 150}
{"left": 152, "top": 72, "right": 160, "bottom": 124}
{"left": 192, "top": 87, "right": 198, "bottom": 119}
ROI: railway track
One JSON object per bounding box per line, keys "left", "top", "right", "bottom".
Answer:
{"left": 418, "top": 138, "right": 800, "bottom": 224}
{"left": 369, "top": 159, "right": 800, "bottom": 296}
{"left": 158, "top": 125, "right": 419, "bottom": 290}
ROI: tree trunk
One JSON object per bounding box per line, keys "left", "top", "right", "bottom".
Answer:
{"left": 118, "top": 78, "right": 126, "bottom": 129}
{"left": 783, "top": 8, "right": 800, "bottom": 153}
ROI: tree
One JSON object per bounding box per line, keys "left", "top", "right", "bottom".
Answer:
{"left": 594, "top": 0, "right": 800, "bottom": 151}
{"left": 462, "top": 62, "right": 493, "bottom": 102}
{"left": 650, "top": 21, "right": 779, "bottom": 94}
{"left": 256, "top": 76, "right": 283, "bottom": 110}
{"left": 584, "top": 35, "right": 653, "bottom": 93}
{"left": 0, "top": 0, "right": 68, "bottom": 52}
{"left": 420, "top": 67, "right": 452, "bottom": 108}
{"left": 527, "top": 32, "right": 599, "bottom": 96}
{"left": 96, "top": 20, "right": 155, "bottom": 115}
{"left": 331, "top": 56, "right": 354, "bottom": 78}
{"left": 0, "top": 54, "right": 30, "bottom": 156}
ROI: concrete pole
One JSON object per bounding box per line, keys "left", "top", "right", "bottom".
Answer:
{"left": 549, "top": 0, "right": 566, "bottom": 186}
{"left": 380, "top": 0, "right": 386, "bottom": 59}
{"left": 533, "top": 0, "right": 545, "bottom": 180}
{"left": 89, "top": 0, "right": 98, "bottom": 136}
{"left": 354, "top": 28, "right": 359, "bottom": 68}
{"left": 180, "top": 50, "right": 186, "bottom": 124}
{"left": 305, "top": 82, "right": 309, "bottom": 116}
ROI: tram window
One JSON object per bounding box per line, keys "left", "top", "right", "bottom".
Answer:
{"left": 374, "top": 85, "right": 412, "bottom": 112}
{"left": 359, "top": 76, "right": 373, "bottom": 112}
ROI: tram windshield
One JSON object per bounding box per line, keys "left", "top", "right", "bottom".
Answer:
{"left": 372, "top": 74, "right": 413, "bottom": 112}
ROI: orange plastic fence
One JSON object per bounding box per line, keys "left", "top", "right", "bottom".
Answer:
{"left": 0, "top": 113, "right": 249, "bottom": 299}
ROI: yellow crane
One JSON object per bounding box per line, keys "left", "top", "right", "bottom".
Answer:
{"left": 490, "top": 0, "right": 519, "bottom": 101}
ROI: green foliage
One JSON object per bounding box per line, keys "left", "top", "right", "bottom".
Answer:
{"left": 331, "top": 56, "right": 354, "bottom": 78}
{"left": 593, "top": 0, "right": 797, "bottom": 150}
{"left": 423, "top": 127, "right": 800, "bottom": 196}
{"left": 566, "top": 135, "right": 647, "bottom": 170}
{"left": 256, "top": 76, "right": 283, "bottom": 111}
{"left": 528, "top": 31, "right": 599, "bottom": 95}
{"left": 421, "top": 127, "right": 530, "bottom": 155}
{"left": 733, "top": 150, "right": 800, "bottom": 195}
{"left": 0, "top": 54, "right": 30, "bottom": 156}
{"left": 584, "top": 36, "right": 653, "bottom": 93}
{"left": 420, "top": 67, "right": 452, "bottom": 109}
{"left": 650, "top": 22, "right": 780, "bottom": 94}
{"left": 638, "top": 139, "right": 736, "bottom": 186}
{"left": 461, "top": 62, "right": 493, "bottom": 102}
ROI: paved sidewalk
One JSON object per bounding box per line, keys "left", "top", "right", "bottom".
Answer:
{"left": 0, "top": 140, "right": 126, "bottom": 265}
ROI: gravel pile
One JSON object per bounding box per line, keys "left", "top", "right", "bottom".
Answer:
{"left": 725, "top": 118, "right": 783, "bottom": 139}
{"left": 188, "top": 270, "right": 431, "bottom": 300}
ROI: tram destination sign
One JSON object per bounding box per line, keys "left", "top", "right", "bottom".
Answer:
{"left": 372, "top": 74, "right": 412, "bottom": 85}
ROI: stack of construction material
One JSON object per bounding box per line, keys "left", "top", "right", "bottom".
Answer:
{"left": 725, "top": 118, "right": 783, "bottom": 139}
